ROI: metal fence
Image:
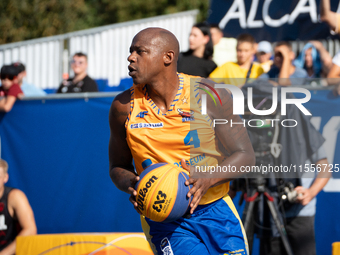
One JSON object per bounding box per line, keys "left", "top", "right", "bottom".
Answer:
{"left": 0, "top": 10, "right": 199, "bottom": 90}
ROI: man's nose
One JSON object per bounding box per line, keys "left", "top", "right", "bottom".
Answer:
{"left": 127, "top": 52, "right": 136, "bottom": 63}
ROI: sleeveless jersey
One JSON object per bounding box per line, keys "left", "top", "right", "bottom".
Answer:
{"left": 126, "top": 73, "right": 229, "bottom": 205}
{"left": 0, "top": 186, "right": 19, "bottom": 250}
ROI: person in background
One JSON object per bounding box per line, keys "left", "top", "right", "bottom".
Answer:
{"left": 0, "top": 159, "right": 37, "bottom": 255}
{"left": 11, "top": 62, "right": 46, "bottom": 97}
{"left": 293, "top": 41, "right": 332, "bottom": 79}
{"left": 255, "top": 41, "right": 273, "bottom": 73}
{"left": 57, "top": 52, "right": 98, "bottom": 93}
{"left": 209, "top": 33, "right": 264, "bottom": 87}
{"left": 177, "top": 23, "right": 217, "bottom": 78}
{"left": 0, "top": 65, "right": 23, "bottom": 112}
{"left": 259, "top": 41, "right": 308, "bottom": 86}
{"left": 209, "top": 24, "right": 237, "bottom": 66}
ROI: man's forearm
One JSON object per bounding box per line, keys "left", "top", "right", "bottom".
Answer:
{"left": 110, "top": 167, "right": 137, "bottom": 193}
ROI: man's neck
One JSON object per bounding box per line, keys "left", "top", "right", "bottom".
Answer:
{"left": 192, "top": 46, "right": 205, "bottom": 59}
{"left": 238, "top": 59, "right": 252, "bottom": 70}
{"left": 0, "top": 186, "right": 5, "bottom": 199}
{"left": 147, "top": 72, "right": 179, "bottom": 113}
{"left": 73, "top": 72, "right": 87, "bottom": 83}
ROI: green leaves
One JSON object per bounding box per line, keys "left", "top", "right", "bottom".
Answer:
{"left": 0, "top": 0, "right": 208, "bottom": 44}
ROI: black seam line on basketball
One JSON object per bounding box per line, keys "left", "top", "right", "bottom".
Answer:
{"left": 145, "top": 166, "right": 174, "bottom": 220}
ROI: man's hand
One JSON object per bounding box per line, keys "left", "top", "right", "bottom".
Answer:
{"left": 295, "top": 186, "right": 314, "bottom": 206}
{"left": 275, "top": 45, "right": 290, "bottom": 59}
{"left": 128, "top": 176, "right": 142, "bottom": 215}
{"left": 181, "top": 159, "right": 213, "bottom": 214}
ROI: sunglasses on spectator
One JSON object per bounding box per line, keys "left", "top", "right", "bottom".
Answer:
{"left": 0, "top": 74, "right": 16, "bottom": 80}
{"left": 71, "top": 60, "right": 85, "bottom": 65}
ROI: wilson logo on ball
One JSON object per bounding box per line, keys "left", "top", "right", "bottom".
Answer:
{"left": 135, "top": 162, "right": 192, "bottom": 222}
{"left": 137, "top": 175, "right": 158, "bottom": 211}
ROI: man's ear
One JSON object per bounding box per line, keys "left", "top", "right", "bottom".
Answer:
{"left": 164, "top": 50, "right": 175, "bottom": 65}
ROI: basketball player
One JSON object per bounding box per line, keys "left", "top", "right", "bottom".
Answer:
{"left": 109, "top": 27, "right": 255, "bottom": 255}
{"left": 0, "top": 159, "right": 36, "bottom": 255}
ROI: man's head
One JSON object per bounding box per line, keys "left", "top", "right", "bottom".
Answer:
{"left": 127, "top": 27, "right": 179, "bottom": 85}
{"left": 0, "top": 160, "right": 9, "bottom": 188}
{"left": 12, "top": 62, "right": 26, "bottom": 85}
{"left": 274, "top": 41, "right": 295, "bottom": 69}
{"left": 210, "top": 24, "right": 224, "bottom": 46}
{"left": 0, "top": 65, "right": 19, "bottom": 90}
{"left": 256, "top": 41, "right": 273, "bottom": 64}
{"left": 71, "top": 52, "right": 88, "bottom": 76}
{"left": 189, "top": 23, "right": 214, "bottom": 59}
{"left": 236, "top": 34, "right": 256, "bottom": 65}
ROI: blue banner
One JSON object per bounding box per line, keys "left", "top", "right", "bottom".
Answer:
{"left": 208, "top": 0, "right": 340, "bottom": 41}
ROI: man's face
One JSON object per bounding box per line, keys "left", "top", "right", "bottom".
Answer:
{"left": 256, "top": 52, "right": 271, "bottom": 63}
{"left": 210, "top": 27, "right": 223, "bottom": 46}
{"left": 304, "top": 48, "right": 313, "bottom": 68}
{"left": 0, "top": 167, "right": 8, "bottom": 188}
{"left": 127, "top": 33, "right": 164, "bottom": 85}
{"left": 71, "top": 56, "right": 87, "bottom": 75}
{"left": 237, "top": 42, "right": 254, "bottom": 65}
{"left": 273, "top": 45, "right": 293, "bottom": 69}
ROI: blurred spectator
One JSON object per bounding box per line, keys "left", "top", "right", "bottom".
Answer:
{"left": 0, "top": 159, "right": 37, "bottom": 254}
{"left": 209, "top": 34, "right": 264, "bottom": 87}
{"left": 209, "top": 24, "right": 237, "bottom": 66}
{"left": 11, "top": 62, "right": 46, "bottom": 97}
{"left": 0, "top": 65, "right": 23, "bottom": 112}
{"left": 327, "top": 50, "right": 340, "bottom": 94}
{"left": 57, "top": 52, "right": 98, "bottom": 93}
{"left": 259, "top": 41, "right": 308, "bottom": 86}
{"left": 255, "top": 41, "right": 273, "bottom": 73}
{"left": 294, "top": 41, "right": 332, "bottom": 78}
{"left": 177, "top": 23, "right": 217, "bottom": 78}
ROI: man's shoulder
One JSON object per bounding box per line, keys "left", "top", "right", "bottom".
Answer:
{"left": 292, "top": 66, "right": 309, "bottom": 78}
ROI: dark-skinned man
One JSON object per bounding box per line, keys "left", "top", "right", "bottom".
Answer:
{"left": 108, "top": 27, "right": 255, "bottom": 255}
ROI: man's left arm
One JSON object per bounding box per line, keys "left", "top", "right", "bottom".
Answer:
{"left": 295, "top": 158, "right": 331, "bottom": 206}
{"left": 0, "top": 190, "right": 37, "bottom": 255}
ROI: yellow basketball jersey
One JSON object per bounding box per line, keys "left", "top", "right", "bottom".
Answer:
{"left": 125, "top": 73, "right": 229, "bottom": 205}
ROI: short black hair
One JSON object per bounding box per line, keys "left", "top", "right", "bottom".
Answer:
{"left": 1, "top": 65, "right": 19, "bottom": 80}
{"left": 73, "top": 52, "right": 88, "bottom": 60}
{"left": 12, "top": 62, "right": 26, "bottom": 73}
{"left": 237, "top": 34, "right": 256, "bottom": 45}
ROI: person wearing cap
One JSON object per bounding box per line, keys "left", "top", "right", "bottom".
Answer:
{"left": 255, "top": 41, "right": 273, "bottom": 73}
{"left": 0, "top": 65, "right": 23, "bottom": 112}
{"left": 11, "top": 62, "right": 46, "bottom": 97}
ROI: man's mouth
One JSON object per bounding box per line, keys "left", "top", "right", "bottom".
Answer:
{"left": 128, "top": 66, "right": 137, "bottom": 76}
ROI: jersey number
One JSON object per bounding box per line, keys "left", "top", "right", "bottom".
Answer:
{"left": 184, "top": 130, "right": 200, "bottom": 148}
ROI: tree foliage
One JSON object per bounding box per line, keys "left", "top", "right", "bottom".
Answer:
{"left": 0, "top": 0, "right": 208, "bottom": 45}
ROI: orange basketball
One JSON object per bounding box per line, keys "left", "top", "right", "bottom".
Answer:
{"left": 135, "top": 163, "right": 192, "bottom": 222}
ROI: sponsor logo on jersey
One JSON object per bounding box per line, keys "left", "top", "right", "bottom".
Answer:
{"left": 160, "top": 237, "right": 174, "bottom": 255}
{"left": 130, "top": 123, "right": 164, "bottom": 129}
{"left": 136, "top": 111, "right": 148, "bottom": 118}
{"left": 177, "top": 108, "right": 194, "bottom": 122}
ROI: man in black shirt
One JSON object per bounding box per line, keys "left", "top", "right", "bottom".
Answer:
{"left": 57, "top": 52, "right": 98, "bottom": 93}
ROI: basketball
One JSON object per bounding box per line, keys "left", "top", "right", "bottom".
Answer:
{"left": 135, "top": 163, "right": 192, "bottom": 223}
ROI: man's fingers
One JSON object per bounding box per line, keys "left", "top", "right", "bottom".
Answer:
{"left": 180, "top": 159, "right": 190, "bottom": 171}
{"left": 127, "top": 186, "right": 137, "bottom": 196}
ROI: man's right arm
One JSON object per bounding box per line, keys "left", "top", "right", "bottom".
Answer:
{"left": 108, "top": 90, "right": 137, "bottom": 194}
